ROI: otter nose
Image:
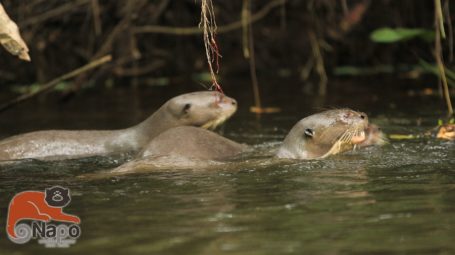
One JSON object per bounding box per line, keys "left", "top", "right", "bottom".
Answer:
{"left": 359, "top": 112, "right": 368, "bottom": 124}
{"left": 220, "top": 97, "right": 236, "bottom": 106}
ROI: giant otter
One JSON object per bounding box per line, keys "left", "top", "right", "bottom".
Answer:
{"left": 109, "top": 108, "right": 369, "bottom": 174}
{"left": 0, "top": 91, "right": 237, "bottom": 160}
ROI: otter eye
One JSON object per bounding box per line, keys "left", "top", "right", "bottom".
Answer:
{"left": 304, "top": 128, "right": 314, "bottom": 138}
{"left": 182, "top": 103, "right": 191, "bottom": 113}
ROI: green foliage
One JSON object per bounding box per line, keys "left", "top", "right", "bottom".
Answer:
{"left": 334, "top": 65, "right": 394, "bottom": 76}
{"left": 370, "top": 27, "right": 435, "bottom": 43}
{"left": 192, "top": 72, "right": 213, "bottom": 82}
{"left": 11, "top": 83, "right": 41, "bottom": 94}
{"left": 437, "top": 118, "right": 454, "bottom": 125}
{"left": 11, "top": 81, "right": 70, "bottom": 94}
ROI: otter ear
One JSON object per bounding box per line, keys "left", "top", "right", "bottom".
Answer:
{"left": 182, "top": 103, "right": 191, "bottom": 114}
{"left": 304, "top": 128, "right": 314, "bottom": 138}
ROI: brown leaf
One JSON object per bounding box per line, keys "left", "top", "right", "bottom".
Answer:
{"left": 0, "top": 4, "right": 30, "bottom": 61}
{"left": 249, "top": 106, "right": 281, "bottom": 114}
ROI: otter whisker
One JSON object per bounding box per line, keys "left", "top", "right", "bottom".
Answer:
{"left": 347, "top": 128, "right": 358, "bottom": 143}
{"left": 334, "top": 128, "right": 349, "bottom": 144}
{"left": 340, "top": 128, "right": 352, "bottom": 144}
{"left": 351, "top": 129, "right": 360, "bottom": 150}
{"left": 341, "top": 130, "right": 351, "bottom": 143}
{"left": 328, "top": 127, "right": 360, "bottom": 156}
{"left": 331, "top": 128, "right": 356, "bottom": 155}
{"left": 345, "top": 127, "right": 360, "bottom": 144}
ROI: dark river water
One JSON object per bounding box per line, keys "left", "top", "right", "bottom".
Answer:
{"left": 0, "top": 79, "right": 454, "bottom": 254}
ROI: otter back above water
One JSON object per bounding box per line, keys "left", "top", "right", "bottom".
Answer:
{"left": 0, "top": 91, "right": 237, "bottom": 161}
{"left": 140, "top": 126, "right": 246, "bottom": 160}
{"left": 0, "top": 129, "right": 137, "bottom": 161}
{"left": 110, "top": 126, "right": 247, "bottom": 173}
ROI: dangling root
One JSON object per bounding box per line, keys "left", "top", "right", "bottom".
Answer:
{"left": 199, "top": 0, "right": 223, "bottom": 94}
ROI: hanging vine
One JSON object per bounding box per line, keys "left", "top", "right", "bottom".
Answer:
{"left": 199, "top": 0, "right": 223, "bottom": 94}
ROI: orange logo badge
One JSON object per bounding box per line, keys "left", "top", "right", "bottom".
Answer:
{"left": 6, "top": 186, "right": 81, "bottom": 248}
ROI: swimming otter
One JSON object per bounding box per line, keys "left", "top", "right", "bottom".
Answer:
{"left": 109, "top": 109, "right": 369, "bottom": 174}
{"left": 0, "top": 91, "right": 237, "bottom": 160}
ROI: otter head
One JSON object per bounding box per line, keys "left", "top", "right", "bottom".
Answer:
{"left": 166, "top": 91, "right": 237, "bottom": 129}
{"left": 276, "top": 109, "right": 369, "bottom": 159}
{"left": 44, "top": 186, "right": 71, "bottom": 207}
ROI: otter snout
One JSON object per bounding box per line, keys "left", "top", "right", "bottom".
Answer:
{"left": 349, "top": 111, "right": 369, "bottom": 145}
{"left": 217, "top": 96, "right": 238, "bottom": 114}
{"left": 200, "top": 94, "right": 238, "bottom": 130}
{"left": 358, "top": 112, "right": 369, "bottom": 129}
{"left": 341, "top": 110, "right": 369, "bottom": 127}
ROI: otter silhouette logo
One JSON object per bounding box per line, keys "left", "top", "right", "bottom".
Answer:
{"left": 6, "top": 186, "right": 81, "bottom": 248}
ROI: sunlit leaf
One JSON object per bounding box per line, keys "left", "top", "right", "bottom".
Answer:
{"left": 388, "top": 134, "right": 416, "bottom": 140}
{"left": 370, "top": 27, "right": 435, "bottom": 43}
